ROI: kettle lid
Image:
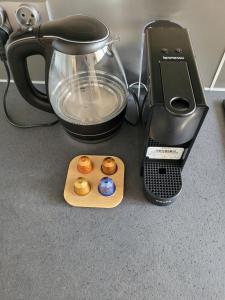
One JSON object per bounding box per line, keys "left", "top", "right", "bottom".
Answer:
{"left": 40, "top": 15, "right": 110, "bottom": 55}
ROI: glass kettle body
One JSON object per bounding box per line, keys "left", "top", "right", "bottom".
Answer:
{"left": 49, "top": 46, "right": 127, "bottom": 127}
{"left": 6, "top": 15, "right": 128, "bottom": 141}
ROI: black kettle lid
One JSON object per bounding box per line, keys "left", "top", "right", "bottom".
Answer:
{"left": 39, "top": 15, "right": 110, "bottom": 55}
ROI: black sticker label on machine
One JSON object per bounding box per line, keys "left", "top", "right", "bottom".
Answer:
{"left": 146, "top": 147, "right": 184, "bottom": 160}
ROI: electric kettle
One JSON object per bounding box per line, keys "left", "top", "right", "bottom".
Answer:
{"left": 6, "top": 15, "right": 128, "bottom": 141}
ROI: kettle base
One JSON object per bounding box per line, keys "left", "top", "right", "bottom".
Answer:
{"left": 60, "top": 108, "right": 126, "bottom": 143}
{"left": 64, "top": 125, "right": 122, "bottom": 144}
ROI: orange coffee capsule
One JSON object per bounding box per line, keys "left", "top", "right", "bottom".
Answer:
{"left": 101, "top": 157, "right": 117, "bottom": 175}
{"left": 74, "top": 177, "right": 91, "bottom": 196}
{"left": 77, "top": 156, "right": 93, "bottom": 174}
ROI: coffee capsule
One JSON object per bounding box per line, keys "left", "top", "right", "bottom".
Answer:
{"left": 98, "top": 177, "right": 116, "bottom": 196}
{"left": 77, "top": 156, "right": 93, "bottom": 174}
{"left": 101, "top": 157, "right": 117, "bottom": 175}
{"left": 74, "top": 177, "right": 91, "bottom": 196}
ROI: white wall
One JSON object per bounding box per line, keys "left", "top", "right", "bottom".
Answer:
{"left": 1, "top": 0, "right": 225, "bottom": 88}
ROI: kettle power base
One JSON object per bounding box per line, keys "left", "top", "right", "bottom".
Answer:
{"left": 63, "top": 121, "right": 124, "bottom": 144}
{"left": 143, "top": 158, "right": 182, "bottom": 206}
{"left": 64, "top": 155, "right": 125, "bottom": 208}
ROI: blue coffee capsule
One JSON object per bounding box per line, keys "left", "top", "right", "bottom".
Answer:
{"left": 98, "top": 177, "right": 116, "bottom": 196}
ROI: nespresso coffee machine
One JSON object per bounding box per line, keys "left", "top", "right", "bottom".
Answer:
{"left": 141, "top": 21, "right": 209, "bottom": 206}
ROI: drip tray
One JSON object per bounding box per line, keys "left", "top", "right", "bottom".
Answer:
{"left": 143, "top": 158, "right": 182, "bottom": 206}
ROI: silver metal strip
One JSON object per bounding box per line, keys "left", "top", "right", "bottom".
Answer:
{"left": 0, "top": 79, "right": 45, "bottom": 84}
{"left": 209, "top": 51, "right": 225, "bottom": 90}
{"left": 204, "top": 87, "right": 225, "bottom": 92}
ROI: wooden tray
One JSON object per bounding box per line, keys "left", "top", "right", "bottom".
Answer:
{"left": 64, "top": 155, "right": 125, "bottom": 208}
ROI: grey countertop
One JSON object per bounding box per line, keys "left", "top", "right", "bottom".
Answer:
{"left": 0, "top": 84, "right": 225, "bottom": 300}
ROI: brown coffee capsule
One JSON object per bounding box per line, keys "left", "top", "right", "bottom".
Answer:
{"left": 74, "top": 177, "right": 91, "bottom": 196}
{"left": 77, "top": 156, "right": 93, "bottom": 174}
{"left": 101, "top": 157, "right": 117, "bottom": 175}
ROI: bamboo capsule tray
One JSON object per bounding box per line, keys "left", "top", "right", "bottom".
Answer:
{"left": 64, "top": 155, "right": 125, "bottom": 208}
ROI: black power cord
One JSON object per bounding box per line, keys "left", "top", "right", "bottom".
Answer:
{"left": 125, "top": 87, "right": 141, "bottom": 126}
{"left": 127, "top": 82, "right": 148, "bottom": 125}
{"left": 0, "top": 27, "right": 58, "bottom": 129}
{"left": 2, "top": 59, "right": 58, "bottom": 128}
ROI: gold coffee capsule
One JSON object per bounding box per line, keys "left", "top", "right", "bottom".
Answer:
{"left": 77, "top": 156, "right": 93, "bottom": 174}
{"left": 101, "top": 157, "right": 117, "bottom": 175}
{"left": 74, "top": 177, "right": 91, "bottom": 196}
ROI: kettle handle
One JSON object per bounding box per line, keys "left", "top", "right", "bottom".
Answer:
{"left": 7, "top": 37, "right": 54, "bottom": 113}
